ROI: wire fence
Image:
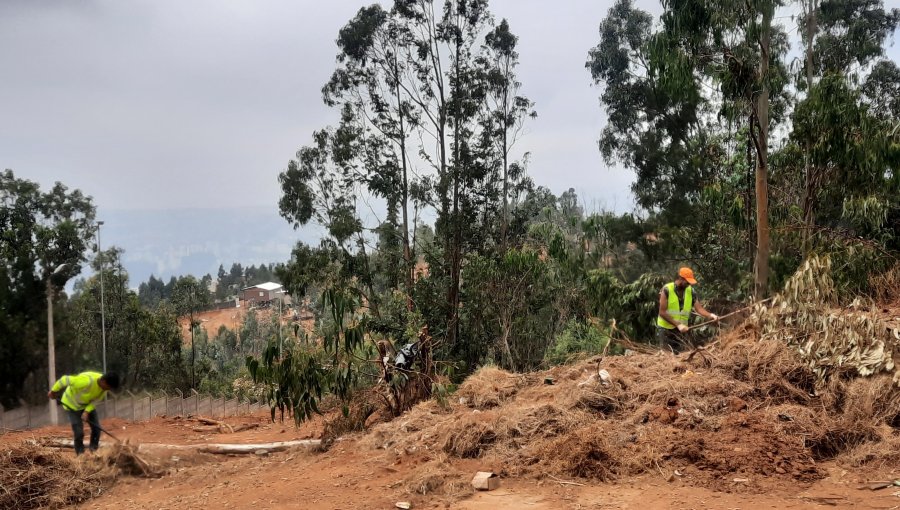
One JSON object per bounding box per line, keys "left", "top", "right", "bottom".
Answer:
{"left": 0, "top": 390, "right": 267, "bottom": 430}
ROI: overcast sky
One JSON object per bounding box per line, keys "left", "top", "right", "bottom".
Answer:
{"left": 0, "top": 0, "right": 669, "bottom": 218}
{"left": 3, "top": 1, "right": 897, "bottom": 216}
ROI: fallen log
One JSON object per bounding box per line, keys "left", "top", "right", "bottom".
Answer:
{"left": 197, "top": 440, "right": 319, "bottom": 455}
{"left": 231, "top": 423, "right": 261, "bottom": 433}
{"left": 194, "top": 416, "right": 234, "bottom": 433}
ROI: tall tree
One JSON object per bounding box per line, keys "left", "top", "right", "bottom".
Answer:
{"left": 172, "top": 275, "right": 211, "bottom": 389}
{"left": 478, "top": 18, "right": 535, "bottom": 248}
{"left": 794, "top": 0, "right": 900, "bottom": 245}
{"left": 324, "top": 4, "right": 418, "bottom": 306}
{"left": 0, "top": 170, "right": 95, "bottom": 407}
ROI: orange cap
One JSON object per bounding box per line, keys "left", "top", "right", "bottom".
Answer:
{"left": 678, "top": 267, "right": 697, "bottom": 285}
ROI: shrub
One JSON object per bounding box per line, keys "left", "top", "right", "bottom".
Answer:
{"left": 545, "top": 320, "right": 616, "bottom": 365}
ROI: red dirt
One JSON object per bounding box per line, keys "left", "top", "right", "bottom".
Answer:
{"left": 179, "top": 307, "right": 246, "bottom": 343}
{"left": 0, "top": 411, "right": 321, "bottom": 448}
{"left": 1, "top": 400, "right": 897, "bottom": 508}
{"left": 6, "top": 335, "right": 900, "bottom": 509}
{"left": 12, "top": 417, "right": 896, "bottom": 510}
{"left": 177, "top": 307, "right": 315, "bottom": 344}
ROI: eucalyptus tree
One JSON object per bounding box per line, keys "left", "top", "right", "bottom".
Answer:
{"left": 477, "top": 19, "right": 536, "bottom": 248}
{"left": 791, "top": 0, "right": 900, "bottom": 245}
{"left": 588, "top": 0, "right": 791, "bottom": 298}
{"left": 323, "top": 4, "right": 420, "bottom": 303}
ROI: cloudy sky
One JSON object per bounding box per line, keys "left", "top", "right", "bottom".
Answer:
{"left": 0, "top": 0, "right": 662, "bottom": 216}
{"left": 3, "top": 1, "right": 895, "bottom": 283}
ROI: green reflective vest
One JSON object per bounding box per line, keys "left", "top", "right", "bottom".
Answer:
{"left": 657, "top": 282, "right": 692, "bottom": 329}
{"left": 51, "top": 371, "right": 107, "bottom": 412}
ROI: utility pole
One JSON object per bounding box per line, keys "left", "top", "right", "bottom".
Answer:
{"left": 46, "top": 262, "right": 68, "bottom": 426}
{"left": 97, "top": 221, "right": 107, "bottom": 373}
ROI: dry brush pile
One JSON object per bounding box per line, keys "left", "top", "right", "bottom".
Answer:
{"left": 0, "top": 442, "right": 161, "bottom": 510}
{"left": 752, "top": 255, "right": 900, "bottom": 382}
{"left": 362, "top": 261, "right": 900, "bottom": 497}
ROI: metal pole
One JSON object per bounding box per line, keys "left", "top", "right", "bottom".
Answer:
{"left": 46, "top": 276, "right": 58, "bottom": 426}
{"left": 97, "top": 221, "right": 107, "bottom": 373}
{"left": 45, "top": 263, "right": 67, "bottom": 426}
{"left": 279, "top": 292, "right": 283, "bottom": 353}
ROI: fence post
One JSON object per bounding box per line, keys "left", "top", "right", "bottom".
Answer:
{"left": 191, "top": 389, "right": 199, "bottom": 415}
{"left": 127, "top": 391, "right": 136, "bottom": 421}
{"left": 175, "top": 388, "right": 184, "bottom": 417}
{"left": 25, "top": 400, "right": 32, "bottom": 428}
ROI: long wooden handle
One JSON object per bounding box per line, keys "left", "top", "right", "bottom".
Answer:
{"left": 687, "top": 297, "right": 773, "bottom": 331}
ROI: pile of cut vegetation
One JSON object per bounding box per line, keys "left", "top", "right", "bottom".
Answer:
{"left": 0, "top": 442, "right": 161, "bottom": 510}
{"left": 751, "top": 255, "right": 900, "bottom": 383}
{"left": 363, "top": 286, "right": 900, "bottom": 496}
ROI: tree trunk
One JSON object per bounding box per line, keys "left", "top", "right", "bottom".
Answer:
{"left": 801, "top": 0, "right": 818, "bottom": 252}
{"left": 395, "top": 56, "right": 415, "bottom": 312}
{"left": 190, "top": 295, "right": 195, "bottom": 390}
{"left": 446, "top": 15, "right": 463, "bottom": 357}
{"left": 501, "top": 114, "right": 509, "bottom": 250}
{"left": 499, "top": 318, "right": 515, "bottom": 372}
{"left": 747, "top": 113, "right": 755, "bottom": 266}
{"left": 754, "top": 6, "right": 773, "bottom": 300}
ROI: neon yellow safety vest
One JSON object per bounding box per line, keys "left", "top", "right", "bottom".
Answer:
{"left": 657, "top": 282, "right": 692, "bottom": 329}
{"left": 51, "top": 371, "right": 107, "bottom": 413}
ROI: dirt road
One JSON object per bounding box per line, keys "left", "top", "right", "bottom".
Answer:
{"left": 5, "top": 412, "right": 899, "bottom": 509}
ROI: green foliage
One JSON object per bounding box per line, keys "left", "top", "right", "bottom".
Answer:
{"left": 587, "top": 270, "right": 666, "bottom": 342}
{"left": 808, "top": 0, "right": 900, "bottom": 76}
{"left": 545, "top": 319, "right": 617, "bottom": 366}
{"left": 246, "top": 340, "right": 326, "bottom": 424}
{"left": 245, "top": 285, "right": 379, "bottom": 424}
{"left": 0, "top": 170, "right": 96, "bottom": 407}
{"left": 462, "top": 248, "right": 559, "bottom": 371}
{"left": 67, "top": 250, "right": 188, "bottom": 392}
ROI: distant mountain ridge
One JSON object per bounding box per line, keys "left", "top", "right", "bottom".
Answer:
{"left": 96, "top": 207, "right": 319, "bottom": 286}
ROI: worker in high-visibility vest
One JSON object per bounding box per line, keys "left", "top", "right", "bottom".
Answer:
{"left": 656, "top": 267, "right": 718, "bottom": 353}
{"left": 47, "top": 371, "right": 120, "bottom": 455}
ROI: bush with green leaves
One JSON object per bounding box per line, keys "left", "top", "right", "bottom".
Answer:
{"left": 545, "top": 319, "right": 618, "bottom": 365}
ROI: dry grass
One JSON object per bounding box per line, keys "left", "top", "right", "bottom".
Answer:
{"left": 534, "top": 425, "right": 619, "bottom": 481}
{"left": 715, "top": 339, "right": 817, "bottom": 404}
{"left": 869, "top": 262, "right": 900, "bottom": 305}
{"left": 440, "top": 413, "right": 499, "bottom": 458}
{"left": 402, "top": 454, "right": 469, "bottom": 498}
{"left": 456, "top": 366, "right": 527, "bottom": 409}
{"left": 841, "top": 375, "right": 900, "bottom": 426}
{"left": 361, "top": 322, "right": 900, "bottom": 491}
{"left": 0, "top": 444, "right": 112, "bottom": 510}
{"left": 0, "top": 441, "right": 162, "bottom": 510}
{"left": 839, "top": 426, "right": 900, "bottom": 468}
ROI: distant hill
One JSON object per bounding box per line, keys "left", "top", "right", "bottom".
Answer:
{"left": 97, "top": 207, "right": 320, "bottom": 285}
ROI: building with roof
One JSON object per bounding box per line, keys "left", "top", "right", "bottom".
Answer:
{"left": 240, "top": 282, "right": 284, "bottom": 305}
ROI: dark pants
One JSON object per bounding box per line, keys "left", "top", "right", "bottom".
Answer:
{"left": 656, "top": 327, "right": 693, "bottom": 353}
{"left": 66, "top": 408, "right": 100, "bottom": 455}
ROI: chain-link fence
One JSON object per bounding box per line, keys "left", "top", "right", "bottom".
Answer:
{"left": 0, "top": 390, "right": 266, "bottom": 430}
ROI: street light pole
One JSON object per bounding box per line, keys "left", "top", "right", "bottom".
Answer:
{"left": 97, "top": 221, "right": 107, "bottom": 373}
{"left": 46, "top": 262, "right": 68, "bottom": 426}
{"left": 279, "top": 291, "right": 283, "bottom": 353}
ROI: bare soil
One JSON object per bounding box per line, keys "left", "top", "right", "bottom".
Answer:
{"left": 6, "top": 416, "right": 896, "bottom": 510}
{"left": 6, "top": 332, "right": 900, "bottom": 509}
